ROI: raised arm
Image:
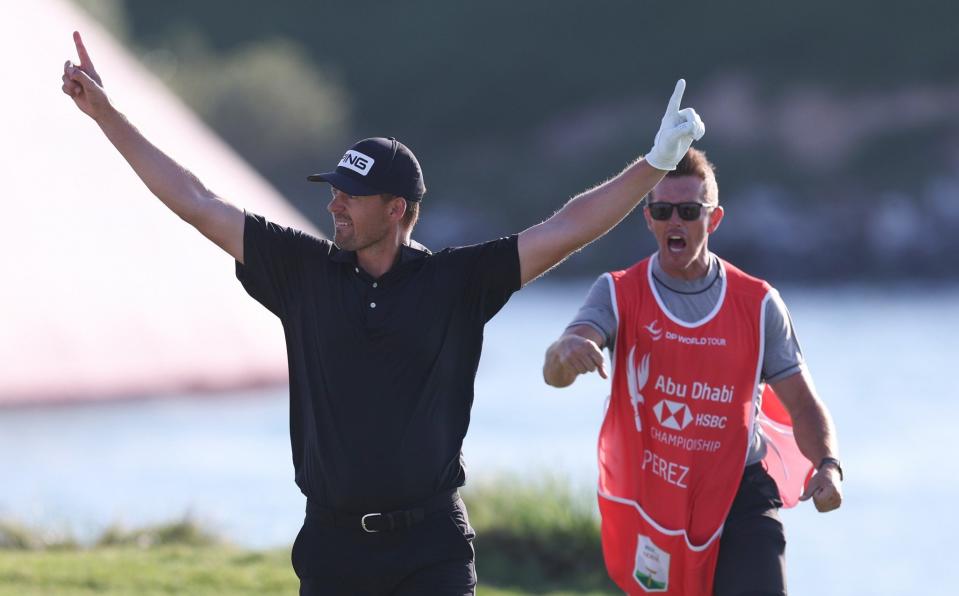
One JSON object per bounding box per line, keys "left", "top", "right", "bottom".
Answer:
{"left": 517, "top": 79, "right": 704, "bottom": 285}
{"left": 61, "top": 31, "right": 245, "bottom": 263}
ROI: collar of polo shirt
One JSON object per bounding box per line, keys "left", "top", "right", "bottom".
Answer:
{"left": 331, "top": 240, "right": 432, "bottom": 267}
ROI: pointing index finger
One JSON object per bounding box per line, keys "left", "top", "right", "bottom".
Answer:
{"left": 665, "top": 78, "right": 686, "bottom": 116}
{"left": 73, "top": 31, "right": 95, "bottom": 71}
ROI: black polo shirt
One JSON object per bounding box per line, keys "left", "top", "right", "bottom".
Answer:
{"left": 236, "top": 212, "right": 521, "bottom": 512}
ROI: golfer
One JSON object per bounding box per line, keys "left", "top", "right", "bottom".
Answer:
{"left": 62, "top": 30, "right": 705, "bottom": 595}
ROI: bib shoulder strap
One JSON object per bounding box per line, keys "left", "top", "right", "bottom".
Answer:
{"left": 719, "top": 257, "right": 771, "bottom": 302}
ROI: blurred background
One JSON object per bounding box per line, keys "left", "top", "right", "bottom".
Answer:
{"left": 1, "top": 0, "right": 957, "bottom": 594}
{"left": 79, "top": 0, "right": 959, "bottom": 281}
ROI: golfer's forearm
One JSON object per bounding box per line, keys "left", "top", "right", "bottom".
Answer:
{"left": 97, "top": 107, "right": 216, "bottom": 223}
{"left": 518, "top": 159, "right": 664, "bottom": 283}
{"left": 555, "top": 158, "right": 665, "bottom": 250}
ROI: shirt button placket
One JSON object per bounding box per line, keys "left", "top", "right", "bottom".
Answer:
{"left": 368, "top": 279, "right": 379, "bottom": 313}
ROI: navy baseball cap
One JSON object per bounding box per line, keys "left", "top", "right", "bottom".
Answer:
{"left": 307, "top": 137, "right": 426, "bottom": 202}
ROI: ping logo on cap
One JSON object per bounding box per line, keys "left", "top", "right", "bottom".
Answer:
{"left": 339, "top": 150, "right": 375, "bottom": 176}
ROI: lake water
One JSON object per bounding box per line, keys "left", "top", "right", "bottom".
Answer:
{"left": 1, "top": 280, "right": 956, "bottom": 595}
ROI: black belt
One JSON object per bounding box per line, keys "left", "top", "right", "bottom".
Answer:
{"left": 306, "top": 489, "right": 460, "bottom": 533}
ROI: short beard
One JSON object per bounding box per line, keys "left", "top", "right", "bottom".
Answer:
{"left": 332, "top": 228, "right": 354, "bottom": 251}
{"left": 334, "top": 223, "right": 392, "bottom": 253}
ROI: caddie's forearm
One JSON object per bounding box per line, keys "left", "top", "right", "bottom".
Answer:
{"left": 790, "top": 399, "right": 840, "bottom": 465}
{"left": 555, "top": 158, "right": 665, "bottom": 250}
{"left": 96, "top": 108, "right": 214, "bottom": 223}
{"left": 770, "top": 371, "right": 840, "bottom": 466}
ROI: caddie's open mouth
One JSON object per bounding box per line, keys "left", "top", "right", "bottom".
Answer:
{"left": 667, "top": 235, "right": 687, "bottom": 253}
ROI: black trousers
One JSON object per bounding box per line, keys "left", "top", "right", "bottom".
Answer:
{"left": 713, "top": 463, "right": 788, "bottom": 596}
{"left": 293, "top": 496, "right": 476, "bottom": 596}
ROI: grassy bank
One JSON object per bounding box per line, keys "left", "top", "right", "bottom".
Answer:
{"left": 467, "top": 476, "right": 616, "bottom": 593}
{"left": 0, "top": 544, "right": 293, "bottom": 596}
{"left": 0, "top": 478, "right": 617, "bottom": 595}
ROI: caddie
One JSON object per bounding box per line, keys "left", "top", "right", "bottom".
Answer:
{"left": 543, "top": 148, "right": 843, "bottom": 595}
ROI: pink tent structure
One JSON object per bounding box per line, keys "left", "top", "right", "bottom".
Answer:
{"left": 0, "top": 0, "right": 320, "bottom": 405}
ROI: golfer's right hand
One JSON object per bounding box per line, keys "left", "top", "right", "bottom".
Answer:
{"left": 549, "top": 334, "right": 608, "bottom": 380}
{"left": 62, "top": 31, "right": 110, "bottom": 120}
{"left": 644, "top": 79, "right": 706, "bottom": 171}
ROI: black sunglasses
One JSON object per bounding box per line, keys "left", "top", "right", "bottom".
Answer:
{"left": 646, "top": 202, "right": 711, "bottom": 221}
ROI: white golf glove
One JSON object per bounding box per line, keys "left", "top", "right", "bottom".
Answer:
{"left": 644, "top": 79, "right": 706, "bottom": 171}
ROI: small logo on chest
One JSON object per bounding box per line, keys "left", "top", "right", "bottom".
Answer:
{"left": 644, "top": 320, "right": 663, "bottom": 341}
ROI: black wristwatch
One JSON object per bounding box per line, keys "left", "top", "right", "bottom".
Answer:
{"left": 818, "top": 457, "right": 843, "bottom": 481}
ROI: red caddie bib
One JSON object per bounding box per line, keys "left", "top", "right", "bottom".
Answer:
{"left": 597, "top": 256, "right": 811, "bottom": 595}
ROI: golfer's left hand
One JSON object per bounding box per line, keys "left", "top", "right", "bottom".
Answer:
{"left": 644, "top": 79, "right": 706, "bottom": 171}
{"left": 799, "top": 465, "right": 843, "bottom": 512}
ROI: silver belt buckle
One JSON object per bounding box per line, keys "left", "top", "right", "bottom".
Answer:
{"left": 361, "top": 512, "right": 382, "bottom": 533}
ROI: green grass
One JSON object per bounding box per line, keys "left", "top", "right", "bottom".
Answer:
{"left": 0, "top": 478, "right": 618, "bottom": 595}
{"left": 466, "top": 476, "right": 617, "bottom": 594}
{"left": 0, "top": 545, "right": 295, "bottom": 596}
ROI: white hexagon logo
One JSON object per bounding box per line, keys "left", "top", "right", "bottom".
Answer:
{"left": 652, "top": 399, "right": 692, "bottom": 431}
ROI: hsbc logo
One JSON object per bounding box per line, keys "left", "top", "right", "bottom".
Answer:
{"left": 339, "top": 150, "right": 375, "bottom": 176}
{"left": 652, "top": 399, "right": 692, "bottom": 431}
{"left": 644, "top": 320, "right": 663, "bottom": 341}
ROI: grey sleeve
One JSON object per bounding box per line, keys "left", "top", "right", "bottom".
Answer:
{"left": 762, "top": 289, "right": 806, "bottom": 383}
{"left": 566, "top": 275, "right": 618, "bottom": 350}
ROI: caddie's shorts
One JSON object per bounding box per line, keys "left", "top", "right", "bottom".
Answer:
{"left": 713, "top": 462, "right": 788, "bottom": 596}
{"left": 293, "top": 493, "right": 476, "bottom": 596}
